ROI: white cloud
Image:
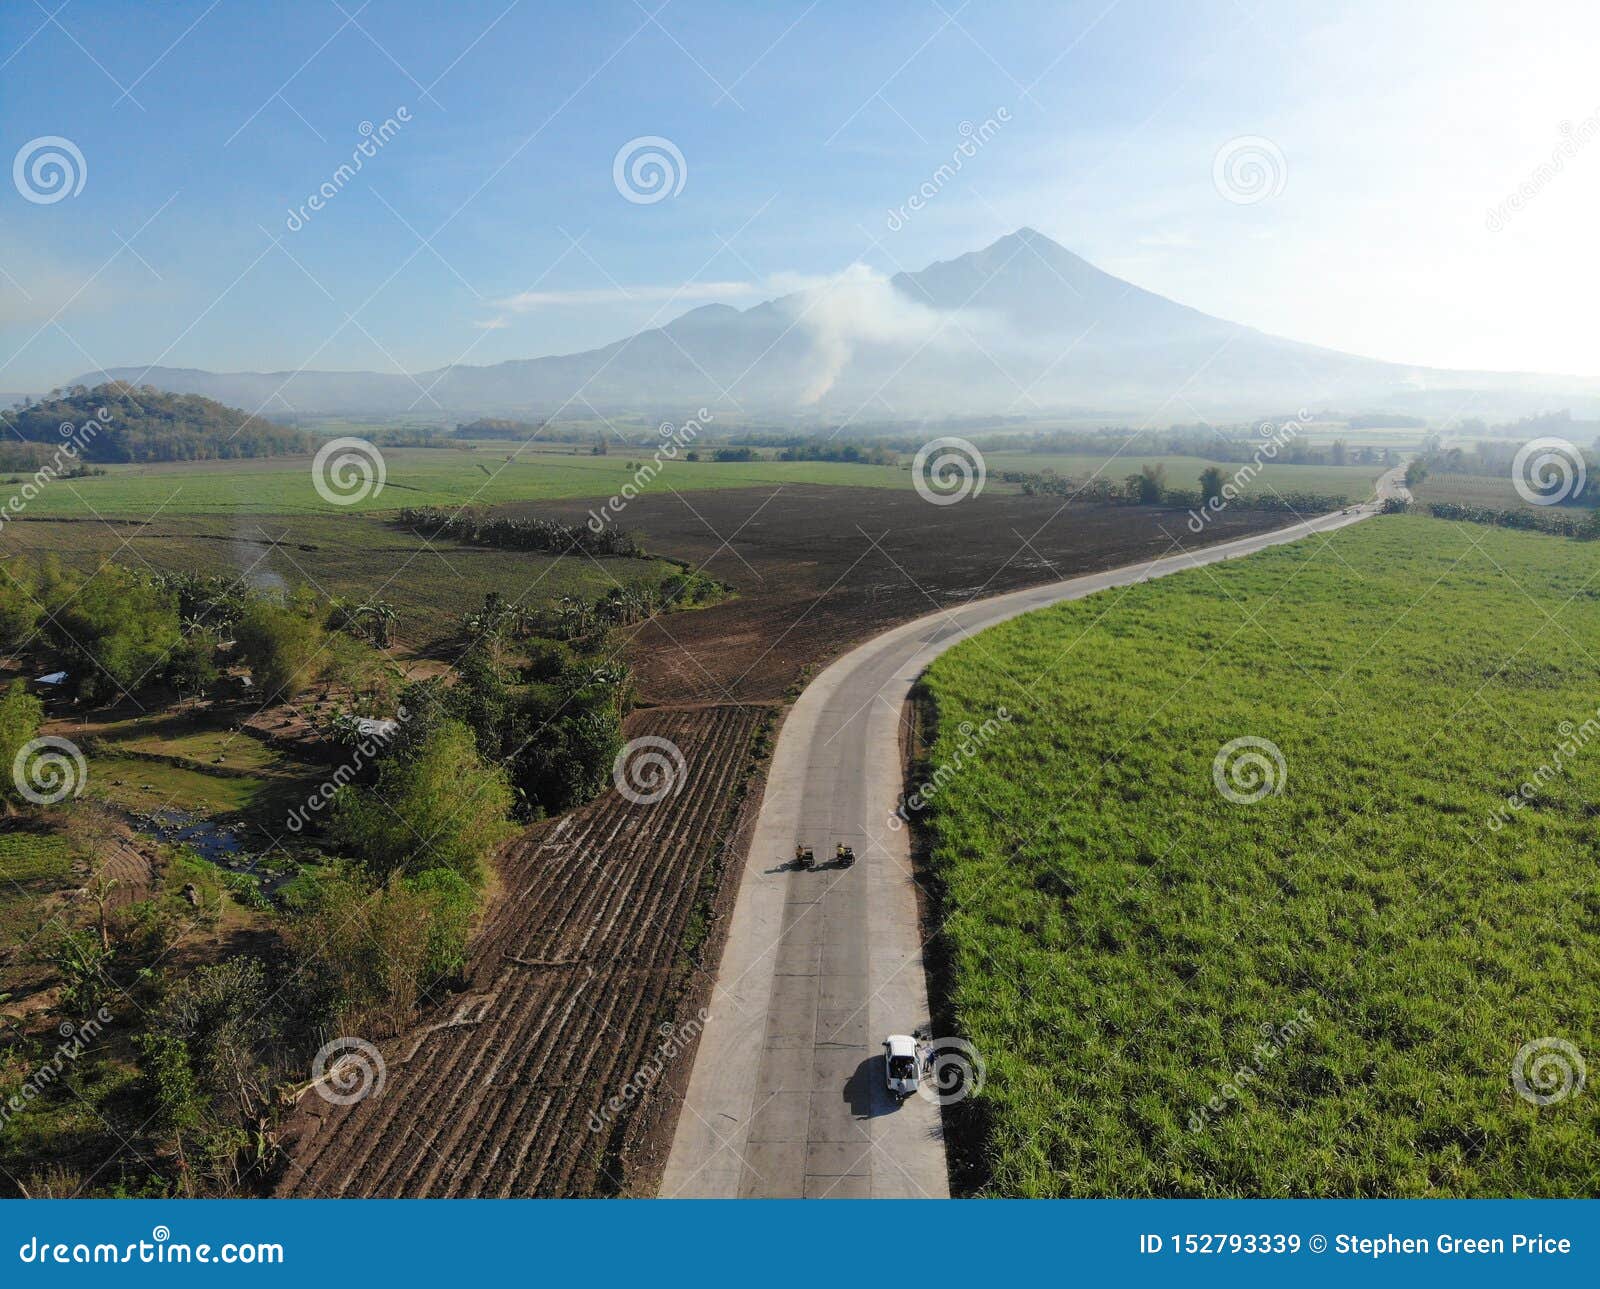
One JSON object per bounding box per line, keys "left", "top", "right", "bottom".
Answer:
{"left": 494, "top": 280, "right": 759, "bottom": 312}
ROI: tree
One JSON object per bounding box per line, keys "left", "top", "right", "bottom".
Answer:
{"left": 165, "top": 629, "right": 220, "bottom": 698}
{"left": 330, "top": 719, "right": 513, "bottom": 885}
{"left": 233, "top": 593, "right": 326, "bottom": 702}
{"left": 138, "top": 957, "right": 282, "bottom": 1196}
{"left": 0, "top": 562, "right": 42, "bottom": 648}
{"left": 3, "top": 382, "right": 313, "bottom": 464}
{"left": 286, "top": 868, "right": 478, "bottom": 1037}
{"left": 1331, "top": 439, "right": 1348, "bottom": 466}
{"left": 1126, "top": 463, "right": 1166, "bottom": 504}
{"left": 1199, "top": 467, "right": 1225, "bottom": 504}
{"left": 0, "top": 680, "right": 43, "bottom": 809}
{"left": 43, "top": 563, "right": 180, "bottom": 702}
{"left": 1405, "top": 459, "right": 1429, "bottom": 487}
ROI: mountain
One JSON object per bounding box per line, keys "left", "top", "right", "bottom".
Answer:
{"left": 74, "top": 229, "right": 1596, "bottom": 421}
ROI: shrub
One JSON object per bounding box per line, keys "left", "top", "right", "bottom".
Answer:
{"left": 0, "top": 680, "right": 43, "bottom": 808}
{"left": 329, "top": 719, "right": 513, "bottom": 885}
{"left": 232, "top": 592, "right": 326, "bottom": 702}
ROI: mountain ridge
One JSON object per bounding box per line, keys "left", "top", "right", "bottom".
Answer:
{"left": 70, "top": 229, "right": 1597, "bottom": 421}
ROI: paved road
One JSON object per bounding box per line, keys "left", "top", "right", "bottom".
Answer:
{"left": 660, "top": 475, "right": 1406, "bottom": 1199}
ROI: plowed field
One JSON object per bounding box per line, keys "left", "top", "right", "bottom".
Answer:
{"left": 531, "top": 485, "right": 1310, "bottom": 702}
{"left": 276, "top": 703, "right": 770, "bottom": 1197}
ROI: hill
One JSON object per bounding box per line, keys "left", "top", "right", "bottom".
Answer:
{"left": 0, "top": 383, "right": 313, "bottom": 465}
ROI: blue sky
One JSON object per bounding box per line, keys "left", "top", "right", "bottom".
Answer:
{"left": 2, "top": 0, "right": 1597, "bottom": 392}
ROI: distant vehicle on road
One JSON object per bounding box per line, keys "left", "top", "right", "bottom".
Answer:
{"left": 883, "top": 1034, "right": 919, "bottom": 1100}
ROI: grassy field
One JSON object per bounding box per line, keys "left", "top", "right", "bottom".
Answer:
{"left": 0, "top": 447, "right": 912, "bottom": 518}
{"left": 984, "top": 452, "right": 1384, "bottom": 502}
{"left": 920, "top": 515, "right": 1599, "bottom": 1196}
{"left": 0, "top": 441, "right": 1388, "bottom": 519}
{"left": 1412, "top": 470, "right": 1600, "bottom": 517}
{"left": 0, "top": 828, "right": 77, "bottom": 952}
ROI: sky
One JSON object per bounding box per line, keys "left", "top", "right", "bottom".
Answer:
{"left": 2, "top": 0, "right": 1598, "bottom": 394}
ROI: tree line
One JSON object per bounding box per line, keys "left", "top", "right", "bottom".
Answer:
{"left": 1005, "top": 464, "right": 1347, "bottom": 515}
{"left": 393, "top": 506, "right": 646, "bottom": 558}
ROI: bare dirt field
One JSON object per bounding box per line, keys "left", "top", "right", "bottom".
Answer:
{"left": 532, "top": 485, "right": 1306, "bottom": 703}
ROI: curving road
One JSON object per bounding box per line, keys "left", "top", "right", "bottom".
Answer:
{"left": 660, "top": 473, "right": 1406, "bottom": 1199}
